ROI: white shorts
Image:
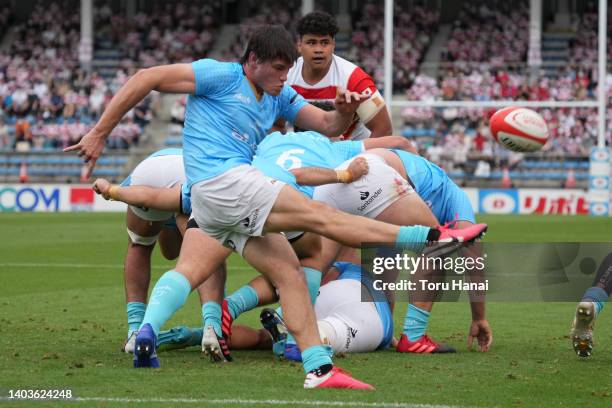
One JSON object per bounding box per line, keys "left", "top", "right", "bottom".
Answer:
{"left": 315, "top": 279, "right": 383, "bottom": 353}
{"left": 190, "top": 165, "right": 285, "bottom": 255}
{"left": 125, "top": 154, "right": 185, "bottom": 221}
{"left": 313, "top": 153, "right": 413, "bottom": 219}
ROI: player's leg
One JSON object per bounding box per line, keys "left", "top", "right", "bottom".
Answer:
{"left": 123, "top": 207, "right": 165, "bottom": 352}
{"left": 242, "top": 234, "right": 321, "bottom": 351}
{"left": 571, "top": 252, "right": 612, "bottom": 357}
{"left": 398, "top": 187, "right": 480, "bottom": 353}
{"left": 134, "top": 228, "right": 232, "bottom": 367}
{"left": 258, "top": 232, "right": 326, "bottom": 356}
{"left": 375, "top": 190, "right": 439, "bottom": 343}
{"left": 222, "top": 232, "right": 322, "bottom": 348}
{"left": 157, "top": 218, "right": 183, "bottom": 260}
{"left": 242, "top": 233, "right": 373, "bottom": 389}
{"left": 266, "top": 185, "right": 438, "bottom": 253}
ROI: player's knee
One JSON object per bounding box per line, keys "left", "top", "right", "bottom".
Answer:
{"left": 127, "top": 228, "right": 158, "bottom": 247}
{"left": 158, "top": 242, "right": 180, "bottom": 260}
{"left": 275, "top": 264, "right": 306, "bottom": 290}
{"left": 158, "top": 228, "right": 182, "bottom": 260}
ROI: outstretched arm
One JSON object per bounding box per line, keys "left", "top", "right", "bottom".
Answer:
{"left": 93, "top": 178, "right": 182, "bottom": 212}
{"left": 290, "top": 157, "right": 369, "bottom": 186}
{"left": 293, "top": 89, "right": 369, "bottom": 138}
{"left": 65, "top": 64, "right": 196, "bottom": 178}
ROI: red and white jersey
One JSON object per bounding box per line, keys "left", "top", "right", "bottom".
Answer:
{"left": 287, "top": 54, "right": 383, "bottom": 140}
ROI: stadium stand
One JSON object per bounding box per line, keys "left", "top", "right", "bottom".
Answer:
{"left": 0, "top": 1, "right": 165, "bottom": 182}
{"left": 346, "top": 1, "right": 439, "bottom": 92}
{"left": 0, "top": 0, "right": 608, "bottom": 188}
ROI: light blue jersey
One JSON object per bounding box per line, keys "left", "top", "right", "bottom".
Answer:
{"left": 183, "top": 59, "right": 307, "bottom": 188}
{"left": 391, "top": 150, "right": 475, "bottom": 224}
{"left": 334, "top": 262, "right": 393, "bottom": 349}
{"left": 253, "top": 131, "right": 364, "bottom": 198}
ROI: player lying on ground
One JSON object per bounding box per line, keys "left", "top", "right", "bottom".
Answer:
{"left": 74, "top": 24, "right": 486, "bottom": 390}
{"left": 570, "top": 252, "right": 612, "bottom": 357}
{"left": 158, "top": 261, "right": 394, "bottom": 355}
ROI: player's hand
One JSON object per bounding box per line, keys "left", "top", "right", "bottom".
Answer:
{"left": 347, "top": 157, "right": 369, "bottom": 181}
{"left": 63, "top": 129, "right": 106, "bottom": 179}
{"left": 334, "top": 87, "right": 369, "bottom": 117}
{"left": 467, "top": 319, "right": 493, "bottom": 352}
{"left": 92, "top": 178, "right": 112, "bottom": 200}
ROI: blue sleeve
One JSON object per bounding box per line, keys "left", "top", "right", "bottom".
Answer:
{"left": 277, "top": 85, "right": 307, "bottom": 124}
{"left": 180, "top": 184, "right": 192, "bottom": 215}
{"left": 191, "top": 59, "right": 240, "bottom": 97}
{"left": 332, "top": 140, "right": 365, "bottom": 161}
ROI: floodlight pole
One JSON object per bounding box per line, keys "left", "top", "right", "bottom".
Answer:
{"left": 597, "top": 0, "right": 607, "bottom": 148}
{"left": 79, "top": 0, "right": 93, "bottom": 72}
{"left": 384, "top": 0, "right": 393, "bottom": 119}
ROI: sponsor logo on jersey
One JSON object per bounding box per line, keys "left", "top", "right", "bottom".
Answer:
{"left": 234, "top": 93, "right": 252, "bottom": 104}
{"left": 358, "top": 188, "right": 383, "bottom": 212}
{"left": 231, "top": 129, "right": 250, "bottom": 144}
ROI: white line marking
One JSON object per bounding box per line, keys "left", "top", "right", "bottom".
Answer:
{"left": 0, "top": 262, "right": 253, "bottom": 271}
{"left": 63, "top": 397, "right": 459, "bottom": 408}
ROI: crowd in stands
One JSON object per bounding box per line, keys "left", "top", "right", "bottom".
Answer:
{"left": 400, "top": 1, "right": 611, "bottom": 172}
{"left": 403, "top": 65, "right": 612, "bottom": 155}
{"left": 346, "top": 2, "right": 439, "bottom": 93}
{"left": 0, "top": 1, "right": 157, "bottom": 152}
{"left": 217, "top": 0, "right": 301, "bottom": 61}
{"left": 96, "top": 0, "right": 222, "bottom": 69}
{"left": 1, "top": 0, "right": 611, "bottom": 172}
{"left": 0, "top": 4, "right": 12, "bottom": 38}
{"left": 440, "top": 1, "right": 529, "bottom": 66}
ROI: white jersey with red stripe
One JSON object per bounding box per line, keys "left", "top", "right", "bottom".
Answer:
{"left": 287, "top": 54, "right": 382, "bottom": 141}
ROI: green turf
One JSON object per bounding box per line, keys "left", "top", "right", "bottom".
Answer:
{"left": 1, "top": 213, "right": 611, "bottom": 407}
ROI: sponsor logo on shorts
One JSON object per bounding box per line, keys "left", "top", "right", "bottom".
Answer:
{"left": 358, "top": 188, "right": 383, "bottom": 212}
{"left": 360, "top": 191, "right": 370, "bottom": 200}
{"left": 225, "top": 239, "right": 236, "bottom": 250}
{"left": 345, "top": 326, "right": 358, "bottom": 350}
{"left": 241, "top": 209, "right": 260, "bottom": 235}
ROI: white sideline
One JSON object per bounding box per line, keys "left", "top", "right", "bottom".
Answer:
{"left": 66, "top": 397, "right": 459, "bottom": 408}
{"left": 0, "top": 262, "right": 253, "bottom": 271}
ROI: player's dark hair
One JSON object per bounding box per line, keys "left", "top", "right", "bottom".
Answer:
{"left": 240, "top": 25, "right": 298, "bottom": 65}
{"left": 297, "top": 11, "right": 339, "bottom": 38}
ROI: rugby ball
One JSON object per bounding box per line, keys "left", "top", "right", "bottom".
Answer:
{"left": 489, "top": 107, "right": 549, "bottom": 152}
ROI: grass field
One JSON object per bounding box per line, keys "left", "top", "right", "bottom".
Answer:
{"left": 1, "top": 213, "right": 611, "bottom": 407}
